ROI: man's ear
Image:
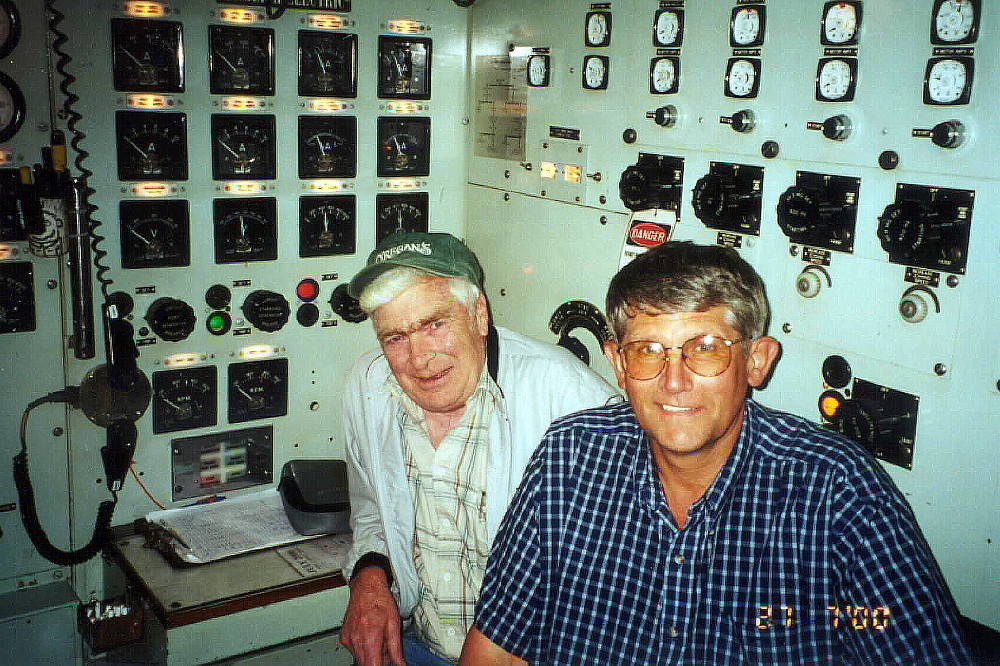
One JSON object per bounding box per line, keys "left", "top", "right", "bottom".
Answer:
{"left": 475, "top": 292, "right": 490, "bottom": 337}
{"left": 745, "top": 336, "right": 780, "bottom": 388}
{"left": 602, "top": 340, "right": 628, "bottom": 390}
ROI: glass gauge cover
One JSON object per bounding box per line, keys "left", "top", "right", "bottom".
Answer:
{"left": 0, "top": 0, "right": 21, "bottom": 59}
{"left": 730, "top": 5, "right": 765, "bottom": 47}
{"left": 724, "top": 58, "right": 760, "bottom": 98}
{"left": 585, "top": 11, "right": 612, "bottom": 47}
{"left": 649, "top": 57, "right": 679, "bottom": 94}
{"left": 0, "top": 71, "right": 26, "bottom": 143}
{"left": 115, "top": 111, "right": 188, "bottom": 181}
{"left": 228, "top": 358, "right": 288, "bottom": 423}
{"left": 211, "top": 114, "right": 276, "bottom": 180}
{"left": 816, "top": 57, "right": 857, "bottom": 102}
{"left": 120, "top": 199, "right": 190, "bottom": 269}
{"left": 209, "top": 25, "right": 275, "bottom": 95}
{"left": 0, "top": 262, "right": 34, "bottom": 333}
{"left": 932, "top": 0, "right": 979, "bottom": 45}
{"left": 582, "top": 55, "right": 609, "bottom": 90}
{"left": 527, "top": 55, "right": 550, "bottom": 87}
{"left": 376, "top": 116, "right": 430, "bottom": 177}
{"left": 653, "top": 9, "right": 683, "bottom": 47}
{"left": 375, "top": 192, "right": 428, "bottom": 243}
{"left": 299, "top": 194, "right": 356, "bottom": 257}
{"left": 111, "top": 18, "right": 184, "bottom": 93}
{"left": 821, "top": 1, "right": 861, "bottom": 46}
{"left": 152, "top": 365, "right": 217, "bottom": 434}
{"left": 298, "top": 115, "right": 356, "bottom": 179}
{"left": 298, "top": 30, "right": 357, "bottom": 98}
{"left": 377, "top": 35, "right": 432, "bottom": 100}
{"left": 924, "top": 57, "right": 973, "bottom": 105}
{"left": 213, "top": 197, "right": 278, "bottom": 263}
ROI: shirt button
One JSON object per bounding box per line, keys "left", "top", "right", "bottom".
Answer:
{"left": 674, "top": 555, "right": 685, "bottom": 565}
{"left": 443, "top": 572, "right": 452, "bottom": 582}
{"left": 669, "top": 626, "right": 680, "bottom": 638}
{"left": 447, "top": 628, "right": 457, "bottom": 637}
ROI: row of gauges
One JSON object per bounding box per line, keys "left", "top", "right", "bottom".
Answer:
{"left": 120, "top": 192, "right": 427, "bottom": 267}
{"left": 112, "top": 19, "right": 431, "bottom": 99}
{"left": 115, "top": 112, "right": 429, "bottom": 180}
{"left": 152, "top": 360, "right": 287, "bottom": 433}
{"left": 0, "top": 0, "right": 25, "bottom": 143}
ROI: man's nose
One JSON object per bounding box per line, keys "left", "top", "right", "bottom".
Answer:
{"left": 660, "top": 351, "right": 691, "bottom": 392}
{"left": 408, "top": 332, "right": 438, "bottom": 366}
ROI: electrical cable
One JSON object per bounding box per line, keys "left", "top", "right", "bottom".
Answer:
{"left": 130, "top": 463, "right": 166, "bottom": 510}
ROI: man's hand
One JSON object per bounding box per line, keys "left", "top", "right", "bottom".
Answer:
{"left": 340, "top": 566, "right": 407, "bottom": 666}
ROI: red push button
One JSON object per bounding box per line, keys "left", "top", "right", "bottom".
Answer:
{"left": 296, "top": 278, "right": 320, "bottom": 302}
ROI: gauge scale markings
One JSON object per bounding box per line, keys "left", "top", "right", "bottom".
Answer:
{"left": 298, "top": 30, "right": 358, "bottom": 98}
{"left": 111, "top": 18, "right": 184, "bottom": 93}
{"left": 120, "top": 199, "right": 190, "bottom": 269}
{"left": 228, "top": 358, "right": 288, "bottom": 423}
{"left": 152, "top": 365, "right": 217, "bottom": 433}
{"left": 299, "top": 115, "right": 356, "bottom": 179}
{"left": 300, "top": 194, "right": 356, "bottom": 257}
{"left": 116, "top": 111, "right": 188, "bottom": 181}
{"left": 375, "top": 192, "right": 428, "bottom": 243}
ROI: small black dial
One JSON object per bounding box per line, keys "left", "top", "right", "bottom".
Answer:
{"left": 375, "top": 192, "right": 428, "bottom": 242}
{"left": 299, "top": 194, "right": 356, "bottom": 257}
{"left": 152, "top": 365, "right": 217, "bottom": 434}
{"left": 211, "top": 114, "right": 276, "bottom": 180}
{"left": 146, "top": 297, "right": 196, "bottom": 342}
{"left": 298, "top": 30, "right": 357, "bottom": 98}
{"left": 228, "top": 357, "right": 288, "bottom": 423}
{"left": 120, "top": 199, "right": 190, "bottom": 269}
{"left": 116, "top": 111, "right": 188, "bottom": 181}
{"left": 241, "top": 290, "right": 290, "bottom": 333}
{"left": 298, "top": 115, "right": 356, "bottom": 179}
{"left": 111, "top": 18, "right": 184, "bottom": 93}
{"left": 213, "top": 197, "right": 278, "bottom": 264}
{"left": 377, "top": 34, "right": 432, "bottom": 100}
{"left": 0, "top": 261, "right": 34, "bottom": 334}
{"left": 376, "top": 116, "right": 430, "bottom": 177}
{"left": 329, "top": 283, "right": 367, "bottom": 323}
{"left": 209, "top": 24, "right": 275, "bottom": 95}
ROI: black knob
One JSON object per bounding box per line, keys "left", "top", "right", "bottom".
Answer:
{"left": 205, "top": 283, "right": 231, "bottom": 309}
{"left": 878, "top": 150, "right": 900, "bottom": 171}
{"left": 296, "top": 303, "right": 320, "bottom": 327}
{"left": 931, "top": 120, "right": 966, "bottom": 149}
{"left": 329, "top": 283, "right": 368, "bottom": 323}
{"left": 241, "top": 290, "right": 290, "bottom": 333}
{"left": 692, "top": 173, "right": 755, "bottom": 228}
{"left": 761, "top": 140, "right": 780, "bottom": 159}
{"left": 776, "top": 185, "right": 845, "bottom": 242}
{"left": 146, "top": 297, "right": 196, "bottom": 342}
{"left": 821, "top": 355, "right": 852, "bottom": 389}
{"left": 730, "top": 109, "right": 756, "bottom": 133}
{"left": 821, "top": 114, "right": 851, "bottom": 141}
{"left": 653, "top": 105, "right": 677, "bottom": 128}
{"left": 622, "top": 128, "right": 637, "bottom": 143}
{"left": 618, "top": 165, "right": 653, "bottom": 211}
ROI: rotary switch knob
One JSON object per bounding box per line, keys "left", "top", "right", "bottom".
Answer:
{"left": 692, "top": 173, "right": 756, "bottom": 229}
{"left": 241, "top": 290, "right": 290, "bottom": 333}
{"left": 931, "top": 120, "right": 966, "bottom": 149}
{"left": 145, "top": 297, "right": 196, "bottom": 342}
{"left": 730, "top": 109, "right": 756, "bottom": 133}
{"left": 776, "top": 185, "right": 845, "bottom": 244}
{"left": 898, "top": 285, "right": 939, "bottom": 324}
{"left": 329, "top": 283, "right": 368, "bottom": 323}
{"left": 795, "top": 265, "right": 831, "bottom": 299}
{"left": 821, "top": 114, "right": 852, "bottom": 141}
{"left": 653, "top": 104, "right": 678, "bottom": 128}
{"left": 877, "top": 199, "right": 961, "bottom": 264}
{"left": 619, "top": 165, "right": 654, "bottom": 211}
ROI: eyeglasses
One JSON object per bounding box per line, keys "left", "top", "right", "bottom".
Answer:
{"left": 619, "top": 335, "right": 749, "bottom": 380}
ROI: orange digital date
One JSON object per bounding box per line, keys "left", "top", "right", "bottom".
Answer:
{"left": 755, "top": 605, "right": 891, "bottom": 631}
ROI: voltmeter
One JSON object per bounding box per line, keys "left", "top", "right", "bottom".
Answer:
{"left": 299, "top": 194, "right": 356, "bottom": 257}
{"left": 213, "top": 197, "right": 278, "bottom": 264}
{"left": 120, "top": 199, "right": 190, "bottom": 269}
{"left": 375, "top": 192, "right": 428, "bottom": 242}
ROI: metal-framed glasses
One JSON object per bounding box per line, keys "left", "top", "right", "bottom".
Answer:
{"left": 619, "top": 335, "right": 749, "bottom": 380}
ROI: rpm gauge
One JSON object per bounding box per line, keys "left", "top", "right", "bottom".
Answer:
{"left": 299, "top": 194, "right": 355, "bottom": 257}
{"left": 209, "top": 24, "right": 275, "bottom": 95}
{"left": 228, "top": 358, "right": 288, "bottom": 423}
{"left": 115, "top": 111, "right": 188, "bottom": 181}
{"left": 152, "top": 366, "right": 217, "bottom": 434}
{"left": 932, "top": 0, "right": 979, "bottom": 45}
{"left": 111, "top": 18, "right": 184, "bottom": 93}
{"left": 375, "top": 192, "right": 428, "bottom": 243}
{"left": 120, "top": 199, "right": 190, "bottom": 269}
{"left": 213, "top": 197, "right": 278, "bottom": 263}
{"left": 376, "top": 116, "right": 430, "bottom": 177}
{"left": 821, "top": 1, "right": 861, "bottom": 46}
{"left": 298, "top": 30, "right": 357, "bottom": 98}
{"left": 298, "top": 115, "right": 356, "bottom": 179}
{"left": 211, "top": 114, "right": 276, "bottom": 180}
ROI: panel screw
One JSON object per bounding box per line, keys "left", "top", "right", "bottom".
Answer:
{"left": 782, "top": 323, "right": 792, "bottom": 334}
{"left": 600, "top": 216, "right": 608, "bottom": 225}
{"left": 934, "top": 363, "right": 947, "bottom": 376}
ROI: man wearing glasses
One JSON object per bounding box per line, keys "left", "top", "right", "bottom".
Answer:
{"left": 461, "top": 241, "right": 970, "bottom": 665}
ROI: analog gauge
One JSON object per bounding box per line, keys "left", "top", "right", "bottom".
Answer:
{"left": 119, "top": 199, "right": 190, "bottom": 269}
{"left": 213, "top": 197, "right": 278, "bottom": 263}
{"left": 376, "top": 116, "right": 430, "bottom": 177}
{"left": 299, "top": 194, "right": 356, "bottom": 257}
{"left": 527, "top": 54, "right": 550, "bottom": 87}
{"left": 211, "top": 114, "right": 276, "bottom": 180}
{"left": 0, "top": 0, "right": 21, "bottom": 59}
{"left": 821, "top": 1, "right": 861, "bottom": 46}
{"left": 924, "top": 57, "right": 973, "bottom": 105}
{"left": 0, "top": 262, "right": 34, "bottom": 334}
{"left": 932, "top": 0, "right": 979, "bottom": 44}
{"left": 649, "top": 57, "right": 679, "bottom": 94}
{"left": 298, "top": 115, "right": 356, "bottom": 179}
{"left": 298, "top": 30, "right": 357, "bottom": 98}
{"left": 111, "top": 18, "right": 184, "bottom": 93}
{"left": 375, "top": 192, "right": 428, "bottom": 242}
{"left": 653, "top": 9, "right": 683, "bottom": 47}
{"left": 730, "top": 5, "right": 765, "bottom": 47}
{"left": 377, "top": 35, "right": 432, "bottom": 100}
{"left": 724, "top": 58, "right": 760, "bottom": 98}
{"left": 816, "top": 58, "right": 857, "bottom": 102}
{"left": 152, "top": 366, "right": 217, "bottom": 434}
{"left": 585, "top": 11, "right": 611, "bottom": 47}
{"left": 0, "top": 71, "right": 26, "bottom": 143}
{"left": 228, "top": 358, "right": 288, "bottom": 423}
{"left": 115, "top": 111, "right": 188, "bottom": 181}
{"left": 582, "top": 55, "right": 609, "bottom": 90}
{"left": 209, "top": 25, "right": 275, "bottom": 95}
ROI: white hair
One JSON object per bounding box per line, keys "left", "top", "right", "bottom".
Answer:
{"left": 359, "top": 265, "right": 480, "bottom": 316}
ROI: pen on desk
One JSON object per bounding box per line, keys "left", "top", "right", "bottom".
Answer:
{"left": 159, "top": 521, "right": 190, "bottom": 550}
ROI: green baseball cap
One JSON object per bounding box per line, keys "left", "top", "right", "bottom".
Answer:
{"left": 348, "top": 232, "right": 485, "bottom": 299}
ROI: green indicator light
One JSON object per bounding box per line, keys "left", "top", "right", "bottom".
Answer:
{"left": 206, "top": 311, "right": 230, "bottom": 335}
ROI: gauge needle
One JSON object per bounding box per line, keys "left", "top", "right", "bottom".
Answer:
{"left": 393, "top": 136, "right": 403, "bottom": 152}
{"left": 215, "top": 50, "right": 239, "bottom": 72}
{"left": 130, "top": 228, "right": 154, "bottom": 246}
{"left": 158, "top": 394, "right": 183, "bottom": 411}
{"left": 125, "top": 137, "right": 149, "bottom": 157}
{"left": 120, "top": 47, "right": 146, "bottom": 67}
{"left": 218, "top": 139, "right": 241, "bottom": 158}
{"left": 315, "top": 49, "right": 328, "bottom": 73}
{"left": 235, "top": 383, "right": 253, "bottom": 400}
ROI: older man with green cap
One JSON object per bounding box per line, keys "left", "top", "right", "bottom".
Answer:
{"left": 338, "top": 232, "right": 619, "bottom": 666}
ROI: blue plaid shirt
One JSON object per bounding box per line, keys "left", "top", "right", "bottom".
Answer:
{"left": 474, "top": 400, "right": 970, "bottom": 665}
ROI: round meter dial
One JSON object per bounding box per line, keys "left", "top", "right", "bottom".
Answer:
{"left": 932, "top": 0, "right": 979, "bottom": 44}
{"left": 725, "top": 58, "right": 760, "bottom": 98}
{"left": 821, "top": 1, "right": 861, "bottom": 45}
{"left": 213, "top": 197, "right": 278, "bottom": 264}
{"left": 649, "top": 57, "right": 679, "bottom": 94}
{"left": 299, "top": 194, "right": 356, "bottom": 257}
{"left": 527, "top": 55, "right": 550, "bottom": 87}
{"left": 585, "top": 11, "right": 611, "bottom": 47}
{"left": 0, "top": 71, "right": 26, "bottom": 143}
{"left": 653, "top": 9, "right": 683, "bottom": 47}
{"left": 816, "top": 58, "right": 857, "bottom": 102}
{"left": 115, "top": 111, "right": 188, "bottom": 181}
{"left": 582, "top": 55, "right": 609, "bottom": 90}
{"left": 730, "top": 5, "right": 765, "bottom": 47}
{"left": 924, "top": 57, "right": 972, "bottom": 105}
{"left": 0, "top": 0, "right": 21, "bottom": 59}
